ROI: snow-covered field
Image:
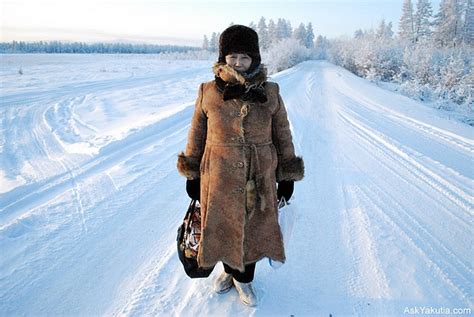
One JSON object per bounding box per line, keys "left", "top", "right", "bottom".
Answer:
{"left": 0, "top": 54, "right": 472, "bottom": 316}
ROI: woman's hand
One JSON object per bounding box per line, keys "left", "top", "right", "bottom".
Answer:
{"left": 277, "top": 180, "right": 294, "bottom": 202}
{"left": 186, "top": 178, "right": 200, "bottom": 201}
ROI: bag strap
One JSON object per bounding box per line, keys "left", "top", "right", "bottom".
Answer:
{"left": 278, "top": 197, "right": 288, "bottom": 209}
{"left": 183, "top": 199, "right": 197, "bottom": 229}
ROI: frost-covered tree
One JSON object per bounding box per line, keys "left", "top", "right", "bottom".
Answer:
{"left": 209, "top": 32, "right": 218, "bottom": 52}
{"left": 326, "top": 1, "right": 473, "bottom": 117}
{"left": 399, "top": 0, "right": 415, "bottom": 42}
{"left": 386, "top": 21, "right": 394, "bottom": 39}
{"left": 276, "top": 18, "right": 286, "bottom": 40}
{"left": 354, "top": 29, "right": 365, "bottom": 39}
{"left": 267, "top": 19, "right": 277, "bottom": 45}
{"left": 433, "top": 0, "right": 463, "bottom": 47}
{"left": 463, "top": 0, "right": 474, "bottom": 44}
{"left": 414, "top": 0, "right": 433, "bottom": 42}
{"left": 376, "top": 20, "right": 394, "bottom": 41}
{"left": 395, "top": 45, "right": 434, "bottom": 99}
{"left": 306, "top": 22, "right": 315, "bottom": 48}
{"left": 378, "top": 20, "right": 386, "bottom": 38}
{"left": 202, "top": 35, "right": 209, "bottom": 51}
{"left": 216, "top": 32, "right": 221, "bottom": 48}
{"left": 293, "top": 23, "right": 307, "bottom": 46}
{"left": 248, "top": 21, "right": 257, "bottom": 31}
{"left": 257, "top": 17, "right": 270, "bottom": 49}
{"left": 276, "top": 18, "right": 292, "bottom": 39}
{"left": 285, "top": 20, "right": 293, "bottom": 38}
{"left": 438, "top": 52, "right": 470, "bottom": 104}
{"left": 376, "top": 19, "right": 387, "bottom": 39}
{"left": 263, "top": 38, "right": 309, "bottom": 73}
{"left": 314, "top": 35, "right": 329, "bottom": 59}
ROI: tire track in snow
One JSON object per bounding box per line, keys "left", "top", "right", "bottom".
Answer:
{"left": 343, "top": 184, "right": 392, "bottom": 301}
{"left": 335, "top": 109, "right": 473, "bottom": 306}
{"left": 0, "top": 104, "right": 194, "bottom": 228}
{"left": 340, "top": 183, "right": 391, "bottom": 315}
{"left": 356, "top": 181, "right": 473, "bottom": 306}
{"left": 338, "top": 107, "right": 472, "bottom": 221}
{"left": 1, "top": 122, "right": 189, "bottom": 315}
{"left": 112, "top": 245, "right": 180, "bottom": 316}
{"left": 0, "top": 67, "right": 204, "bottom": 108}
{"left": 337, "top": 92, "right": 473, "bottom": 196}
{"left": 285, "top": 62, "right": 399, "bottom": 314}
{"left": 46, "top": 145, "right": 88, "bottom": 233}
{"left": 277, "top": 61, "right": 472, "bottom": 313}
{"left": 337, "top": 111, "right": 472, "bottom": 245}
{"left": 333, "top": 74, "right": 474, "bottom": 155}
{"left": 333, "top": 125, "right": 393, "bottom": 315}
{"left": 46, "top": 95, "right": 99, "bottom": 145}
{"left": 40, "top": 98, "right": 89, "bottom": 232}
{"left": 386, "top": 110, "right": 473, "bottom": 154}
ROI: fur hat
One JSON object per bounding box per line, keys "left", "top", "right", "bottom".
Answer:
{"left": 218, "top": 25, "right": 261, "bottom": 72}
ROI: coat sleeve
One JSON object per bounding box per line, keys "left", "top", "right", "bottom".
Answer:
{"left": 177, "top": 83, "right": 207, "bottom": 180}
{"left": 272, "top": 84, "right": 304, "bottom": 182}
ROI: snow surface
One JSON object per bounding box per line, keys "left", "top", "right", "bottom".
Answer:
{"left": 0, "top": 55, "right": 472, "bottom": 316}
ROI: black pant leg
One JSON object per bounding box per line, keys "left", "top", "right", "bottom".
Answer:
{"left": 223, "top": 262, "right": 234, "bottom": 274}
{"left": 223, "top": 262, "right": 256, "bottom": 283}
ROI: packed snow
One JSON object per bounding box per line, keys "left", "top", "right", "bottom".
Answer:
{"left": 0, "top": 54, "right": 472, "bottom": 316}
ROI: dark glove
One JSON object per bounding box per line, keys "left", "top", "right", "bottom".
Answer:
{"left": 186, "top": 178, "right": 200, "bottom": 201}
{"left": 277, "top": 180, "right": 294, "bottom": 202}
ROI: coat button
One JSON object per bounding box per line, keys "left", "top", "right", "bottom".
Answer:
{"left": 237, "top": 187, "right": 244, "bottom": 193}
{"left": 239, "top": 138, "right": 245, "bottom": 143}
{"left": 233, "top": 161, "right": 244, "bottom": 168}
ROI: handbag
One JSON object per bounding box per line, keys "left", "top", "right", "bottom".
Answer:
{"left": 176, "top": 199, "right": 214, "bottom": 278}
{"left": 269, "top": 196, "right": 297, "bottom": 269}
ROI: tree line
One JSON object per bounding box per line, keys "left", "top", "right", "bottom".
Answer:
{"left": 328, "top": 0, "right": 473, "bottom": 121}
{"left": 202, "top": 17, "right": 316, "bottom": 51}
{"left": 398, "top": 0, "right": 472, "bottom": 46}
{"left": 0, "top": 41, "right": 200, "bottom": 54}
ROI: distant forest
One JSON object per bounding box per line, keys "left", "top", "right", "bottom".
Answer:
{"left": 0, "top": 41, "right": 200, "bottom": 54}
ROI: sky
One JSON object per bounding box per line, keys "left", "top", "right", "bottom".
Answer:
{"left": 1, "top": 0, "right": 442, "bottom": 46}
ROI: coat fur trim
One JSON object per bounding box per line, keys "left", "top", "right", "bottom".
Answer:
{"left": 246, "top": 179, "right": 256, "bottom": 213}
{"left": 212, "top": 62, "right": 267, "bottom": 86}
{"left": 177, "top": 152, "right": 200, "bottom": 180}
{"left": 277, "top": 156, "right": 305, "bottom": 182}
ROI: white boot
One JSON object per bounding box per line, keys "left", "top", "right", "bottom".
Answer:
{"left": 233, "top": 279, "right": 258, "bottom": 307}
{"left": 213, "top": 271, "right": 233, "bottom": 294}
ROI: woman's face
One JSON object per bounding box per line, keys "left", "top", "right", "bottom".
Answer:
{"left": 225, "top": 53, "right": 252, "bottom": 72}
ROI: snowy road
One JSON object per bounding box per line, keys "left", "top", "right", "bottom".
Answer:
{"left": 0, "top": 56, "right": 472, "bottom": 316}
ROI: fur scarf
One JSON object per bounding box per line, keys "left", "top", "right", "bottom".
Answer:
{"left": 213, "top": 62, "right": 268, "bottom": 103}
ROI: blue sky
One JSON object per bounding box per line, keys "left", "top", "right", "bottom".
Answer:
{"left": 2, "top": 0, "right": 442, "bottom": 46}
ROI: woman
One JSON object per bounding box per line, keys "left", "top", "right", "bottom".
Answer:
{"left": 177, "top": 25, "right": 304, "bottom": 307}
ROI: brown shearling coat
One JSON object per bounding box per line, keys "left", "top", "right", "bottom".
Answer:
{"left": 177, "top": 63, "right": 304, "bottom": 272}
